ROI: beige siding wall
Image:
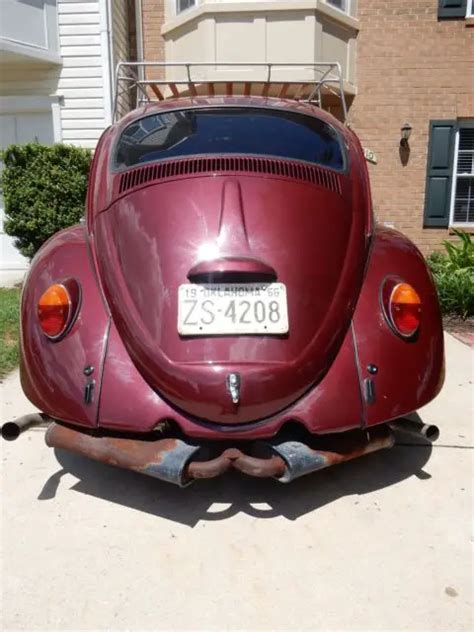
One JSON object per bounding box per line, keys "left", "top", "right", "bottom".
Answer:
{"left": 0, "top": 66, "right": 60, "bottom": 97}
{"left": 57, "top": 0, "right": 109, "bottom": 148}
{"left": 0, "top": 2, "right": 114, "bottom": 149}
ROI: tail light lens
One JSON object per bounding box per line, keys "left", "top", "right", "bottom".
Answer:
{"left": 382, "top": 280, "right": 421, "bottom": 339}
{"left": 37, "top": 279, "right": 81, "bottom": 340}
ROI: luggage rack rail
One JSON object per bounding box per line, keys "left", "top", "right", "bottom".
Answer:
{"left": 113, "top": 61, "right": 349, "bottom": 122}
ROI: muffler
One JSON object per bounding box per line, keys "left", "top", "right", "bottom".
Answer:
{"left": 1, "top": 413, "right": 48, "bottom": 441}
{"left": 45, "top": 422, "right": 200, "bottom": 487}
{"left": 389, "top": 418, "right": 440, "bottom": 442}
{"left": 268, "top": 425, "right": 396, "bottom": 483}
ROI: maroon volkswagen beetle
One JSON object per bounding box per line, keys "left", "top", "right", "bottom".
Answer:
{"left": 2, "top": 66, "right": 444, "bottom": 486}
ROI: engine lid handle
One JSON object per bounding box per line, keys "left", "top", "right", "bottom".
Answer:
{"left": 187, "top": 256, "right": 277, "bottom": 283}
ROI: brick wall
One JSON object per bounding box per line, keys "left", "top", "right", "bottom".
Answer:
{"left": 141, "top": 0, "right": 166, "bottom": 80}
{"left": 350, "top": 0, "right": 474, "bottom": 254}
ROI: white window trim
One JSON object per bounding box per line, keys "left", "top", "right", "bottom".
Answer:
{"left": 449, "top": 127, "right": 474, "bottom": 228}
{"left": 176, "top": 1, "right": 352, "bottom": 17}
{"left": 467, "top": 0, "right": 474, "bottom": 17}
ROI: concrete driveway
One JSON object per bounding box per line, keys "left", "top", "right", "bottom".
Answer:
{"left": 1, "top": 333, "right": 473, "bottom": 631}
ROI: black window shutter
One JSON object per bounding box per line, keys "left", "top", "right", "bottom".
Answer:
{"left": 438, "top": 0, "right": 467, "bottom": 18}
{"left": 424, "top": 120, "right": 457, "bottom": 228}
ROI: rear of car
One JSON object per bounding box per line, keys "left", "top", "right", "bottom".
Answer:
{"left": 91, "top": 102, "right": 370, "bottom": 427}
{"left": 4, "top": 88, "right": 444, "bottom": 485}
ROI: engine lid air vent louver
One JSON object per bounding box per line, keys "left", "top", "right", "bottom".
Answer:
{"left": 118, "top": 156, "right": 342, "bottom": 196}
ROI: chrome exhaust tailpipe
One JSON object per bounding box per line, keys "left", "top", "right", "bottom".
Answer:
{"left": 45, "top": 422, "right": 200, "bottom": 487}
{"left": 1, "top": 414, "right": 47, "bottom": 441}
{"left": 389, "top": 418, "right": 440, "bottom": 442}
{"left": 268, "top": 425, "right": 396, "bottom": 483}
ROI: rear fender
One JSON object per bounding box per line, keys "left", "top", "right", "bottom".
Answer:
{"left": 352, "top": 226, "right": 444, "bottom": 425}
{"left": 20, "top": 225, "right": 110, "bottom": 427}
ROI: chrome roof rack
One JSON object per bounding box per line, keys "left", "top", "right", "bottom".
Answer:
{"left": 113, "top": 61, "right": 349, "bottom": 123}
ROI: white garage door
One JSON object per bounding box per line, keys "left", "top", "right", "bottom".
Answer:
{"left": 0, "top": 111, "right": 55, "bottom": 286}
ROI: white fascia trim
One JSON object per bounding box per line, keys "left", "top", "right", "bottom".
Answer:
{"left": 0, "top": 37, "right": 62, "bottom": 66}
{"left": 98, "top": 0, "right": 114, "bottom": 126}
{"left": 162, "top": 1, "right": 359, "bottom": 36}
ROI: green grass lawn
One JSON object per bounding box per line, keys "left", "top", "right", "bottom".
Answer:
{"left": 0, "top": 288, "right": 21, "bottom": 378}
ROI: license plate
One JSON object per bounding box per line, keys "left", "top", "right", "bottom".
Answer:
{"left": 178, "top": 283, "right": 289, "bottom": 336}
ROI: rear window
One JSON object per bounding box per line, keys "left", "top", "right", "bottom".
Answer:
{"left": 114, "top": 107, "right": 345, "bottom": 171}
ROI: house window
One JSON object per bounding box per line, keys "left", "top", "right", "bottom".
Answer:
{"left": 326, "top": 0, "right": 350, "bottom": 12}
{"left": 177, "top": 0, "right": 196, "bottom": 14}
{"left": 424, "top": 120, "right": 474, "bottom": 228}
{"left": 467, "top": 0, "right": 474, "bottom": 16}
{"left": 438, "top": 1, "right": 468, "bottom": 19}
{"left": 451, "top": 127, "right": 474, "bottom": 225}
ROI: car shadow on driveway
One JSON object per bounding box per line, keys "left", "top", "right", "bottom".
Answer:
{"left": 37, "top": 433, "right": 434, "bottom": 526}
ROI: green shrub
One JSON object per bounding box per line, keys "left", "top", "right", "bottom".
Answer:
{"left": 1, "top": 143, "right": 92, "bottom": 259}
{"left": 427, "top": 230, "right": 474, "bottom": 320}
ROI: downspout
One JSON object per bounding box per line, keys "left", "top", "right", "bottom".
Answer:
{"left": 135, "top": 0, "right": 145, "bottom": 80}
{"left": 98, "top": 0, "right": 114, "bottom": 125}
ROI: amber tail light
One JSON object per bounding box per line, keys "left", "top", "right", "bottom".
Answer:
{"left": 37, "top": 279, "right": 81, "bottom": 340}
{"left": 382, "top": 280, "right": 421, "bottom": 339}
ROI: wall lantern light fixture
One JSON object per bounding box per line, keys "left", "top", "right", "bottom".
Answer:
{"left": 400, "top": 122, "right": 413, "bottom": 148}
